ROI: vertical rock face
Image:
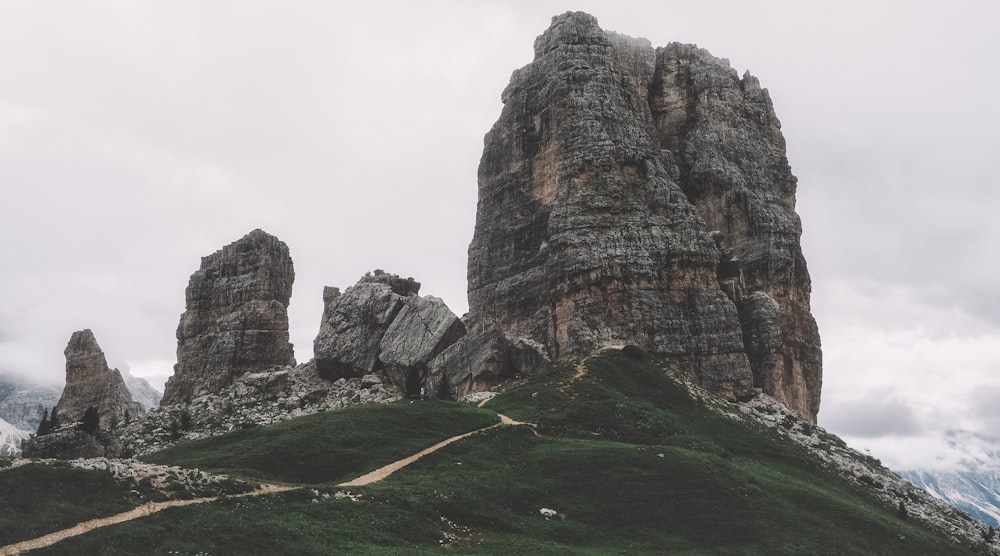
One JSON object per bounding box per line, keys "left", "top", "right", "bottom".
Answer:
{"left": 53, "top": 329, "right": 144, "bottom": 429}
{"left": 467, "top": 12, "right": 821, "bottom": 421}
{"left": 313, "top": 270, "right": 466, "bottom": 394}
{"left": 161, "top": 229, "right": 296, "bottom": 405}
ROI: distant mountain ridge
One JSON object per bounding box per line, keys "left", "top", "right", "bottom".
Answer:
{"left": 0, "top": 372, "right": 60, "bottom": 432}
{"left": 122, "top": 371, "right": 161, "bottom": 410}
{"left": 0, "top": 416, "right": 30, "bottom": 456}
{"left": 902, "top": 469, "right": 1000, "bottom": 528}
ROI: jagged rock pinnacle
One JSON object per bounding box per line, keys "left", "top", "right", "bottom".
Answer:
{"left": 54, "top": 329, "right": 144, "bottom": 429}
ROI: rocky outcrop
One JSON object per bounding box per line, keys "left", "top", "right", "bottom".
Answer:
{"left": 162, "top": 229, "right": 296, "bottom": 406}
{"left": 467, "top": 12, "right": 821, "bottom": 420}
{"left": 119, "top": 360, "right": 397, "bottom": 456}
{"left": 22, "top": 427, "right": 122, "bottom": 459}
{"left": 53, "top": 329, "right": 144, "bottom": 430}
{"left": 313, "top": 270, "right": 466, "bottom": 394}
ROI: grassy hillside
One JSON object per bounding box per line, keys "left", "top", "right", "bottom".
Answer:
{"left": 0, "top": 464, "right": 140, "bottom": 546}
{"left": 141, "top": 401, "right": 499, "bottom": 485}
{"left": 20, "top": 349, "right": 981, "bottom": 554}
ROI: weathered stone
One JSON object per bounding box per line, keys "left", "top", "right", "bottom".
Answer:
{"left": 467, "top": 12, "right": 821, "bottom": 420}
{"left": 427, "top": 323, "right": 548, "bottom": 398}
{"left": 117, "top": 360, "right": 398, "bottom": 455}
{"left": 22, "top": 427, "right": 122, "bottom": 459}
{"left": 161, "top": 229, "right": 296, "bottom": 405}
{"left": 52, "top": 329, "right": 144, "bottom": 430}
{"left": 313, "top": 270, "right": 466, "bottom": 394}
{"left": 650, "top": 42, "right": 822, "bottom": 421}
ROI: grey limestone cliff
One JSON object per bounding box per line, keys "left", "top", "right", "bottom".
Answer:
{"left": 161, "top": 229, "right": 296, "bottom": 405}
{"left": 466, "top": 12, "right": 821, "bottom": 421}
{"left": 53, "top": 329, "right": 144, "bottom": 429}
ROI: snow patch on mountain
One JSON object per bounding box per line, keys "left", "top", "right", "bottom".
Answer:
{"left": 902, "top": 469, "right": 1000, "bottom": 527}
{"left": 0, "top": 416, "right": 31, "bottom": 456}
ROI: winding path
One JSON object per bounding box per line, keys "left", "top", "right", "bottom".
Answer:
{"left": 0, "top": 484, "right": 294, "bottom": 555}
{"left": 2, "top": 351, "right": 627, "bottom": 553}
{"left": 561, "top": 344, "right": 626, "bottom": 393}
{"left": 1, "top": 413, "right": 532, "bottom": 554}
{"left": 338, "top": 413, "right": 530, "bottom": 487}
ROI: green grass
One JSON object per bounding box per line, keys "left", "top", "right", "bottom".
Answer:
{"left": 0, "top": 464, "right": 141, "bottom": 546}
{"left": 142, "top": 400, "right": 499, "bottom": 485}
{"left": 26, "top": 349, "right": 981, "bottom": 554}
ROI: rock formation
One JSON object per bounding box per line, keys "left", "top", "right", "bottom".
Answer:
{"left": 428, "top": 323, "right": 548, "bottom": 398}
{"left": 466, "top": 12, "right": 821, "bottom": 420}
{"left": 313, "top": 270, "right": 466, "bottom": 394}
{"left": 21, "top": 427, "right": 123, "bottom": 459}
{"left": 53, "top": 329, "right": 144, "bottom": 429}
{"left": 161, "top": 229, "right": 296, "bottom": 405}
{"left": 119, "top": 360, "right": 396, "bottom": 456}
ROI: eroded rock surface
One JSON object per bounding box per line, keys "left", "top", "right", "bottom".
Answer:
{"left": 161, "top": 229, "right": 296, "bottom": 406}
{"left": 428, "top": 324, "right": 548, "bottom": 398}
{"left": 313, "top": 271, "right": 465, "bottom": 394}
{"left": 467, "top": 12, "right": 821, "bottom": 420}
{"left": 53, "top": 329, "right": 144, "bottom": 429}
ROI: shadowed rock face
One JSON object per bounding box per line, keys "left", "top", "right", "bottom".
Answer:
{"left": 161, "top": 229, "right": 296, "bottom": 406}
{"left": 467, "top": 12, "right": 821, "bottom": 421}
{"left": 54, "top": 329, "right": 144, "bottom": 429}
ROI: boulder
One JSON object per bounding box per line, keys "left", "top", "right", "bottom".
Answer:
{"left": 313, "top": 270, "right": 465, "bottom": 395}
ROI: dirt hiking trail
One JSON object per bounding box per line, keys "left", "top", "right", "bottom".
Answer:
{"left": 3, "top": 349, "right": 626, "bottom": 553}
{"left": 562, "top": 344, "right": 626, "bottom": 393}
{"left": 0, "top": 483, "right": 293, "bottom": 555}
{"left": 338, "top": 413, "right": 531, "bottom": 487}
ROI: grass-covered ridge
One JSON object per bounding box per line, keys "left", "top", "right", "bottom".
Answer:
{"left": 24, "top": 349, "right": 980, "bottom": 554}
{"left": 141, "top": 400, "right": 499, "bottom": 485}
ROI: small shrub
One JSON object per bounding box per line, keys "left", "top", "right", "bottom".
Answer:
{"left": 81, "top": 406, "right": 100, "bottom": 434}
{"left": 621, "top": 344, "right": 646, "bottom": 359}
{"left": 179, "top": 409, "right": 193, "bottom": 432}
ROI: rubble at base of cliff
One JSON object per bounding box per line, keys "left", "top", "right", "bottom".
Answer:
{"left": 118, "top": 360, "right": 399, "bottom": 456}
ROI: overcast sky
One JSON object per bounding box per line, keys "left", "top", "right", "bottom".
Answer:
{"left": 2, "top": 1, "right": 998, "bottom": 473}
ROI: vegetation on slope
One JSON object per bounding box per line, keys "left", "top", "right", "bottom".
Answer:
{"left": 0, "top": 464, "right": 139, "bottom": 546}
{"left": 140, "top": 400, "right": 499, "bottom": 485}
{"left": 25, "top": 349, "right": 982, "bottom": 554}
